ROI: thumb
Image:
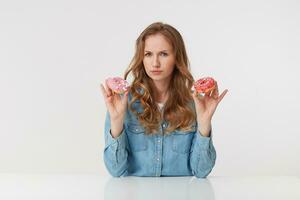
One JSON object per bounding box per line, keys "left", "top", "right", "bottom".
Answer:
{"left": 192, "top": 90, "right": 200, "bottom": 101}
{"left": 191, "top": 90, "right": 197, "bottom": 101}
{"left": 121, "top": 91, "right": 129, "bottom": 105}
{"left": 192, "top": 90, "right": 205, "bottom": 103}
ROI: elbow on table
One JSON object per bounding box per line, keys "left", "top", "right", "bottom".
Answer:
{"left": 193, "top": 168, "right": 213, "bottom": 178}
{"left": 103, "top": 158, "right": 128, "bottom": 177}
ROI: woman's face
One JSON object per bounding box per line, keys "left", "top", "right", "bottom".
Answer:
{"left": 143, "top": 33, "right": 176, "bottom": 83}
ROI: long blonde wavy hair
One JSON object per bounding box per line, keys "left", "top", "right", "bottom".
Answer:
{"left": 124, "top": 22, "right": 196, "bottom": 135}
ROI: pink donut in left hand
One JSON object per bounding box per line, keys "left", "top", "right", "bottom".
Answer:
{"left": 193, "top": 77, "right": 216, "bottom": 94}
{"left": 105, "top": 77, "right": 130, "bottom": 94}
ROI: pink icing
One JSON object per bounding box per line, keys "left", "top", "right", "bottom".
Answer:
{"left": 106, "top": 77, "right": 130, "bottom": 93}
{"left": 193, "top": 77, "right": 215, "bottom": 93}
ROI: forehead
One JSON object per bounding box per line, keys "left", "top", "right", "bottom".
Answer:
{"left": 144, "top": 33, "right": 173, "bottom": 51}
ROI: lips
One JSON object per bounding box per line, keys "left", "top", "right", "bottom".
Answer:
{"left": 151, "top": 71, "right": 163, "bottom": 75}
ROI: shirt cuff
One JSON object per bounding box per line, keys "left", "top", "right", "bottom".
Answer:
{"left": 194, "top": 129, "right": 213, "bottom": 150}
{"left": 105, "top": 128, "right": 127, "bottom": 151}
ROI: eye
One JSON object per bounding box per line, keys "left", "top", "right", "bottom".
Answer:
{"left": 144, "top": 52, "right": 151, "bottom": 57}
{"left": 160, "top": 52, "right": 168, "bottom": 56}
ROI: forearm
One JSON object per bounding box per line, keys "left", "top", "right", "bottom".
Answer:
{"left": 110, "top": 117, "right": 125, "bottom": 138}
{"left": 189, "top": 131, "right": 216, "bottom": 178}
{"left": 104, "top": 112, "right": 128, "bottom": 177}
{"left": 103, "top": 132, "right": 128, "bottom": 177}
{"left": 197, "top": 119, "right": 212, "bottom": 137}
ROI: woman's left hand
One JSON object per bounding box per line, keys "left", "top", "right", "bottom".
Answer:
{"left": 192, "top": 82, "right": 228, "bottom": 136}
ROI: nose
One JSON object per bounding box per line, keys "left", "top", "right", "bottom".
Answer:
{"left": 152, "top": 55, "right": 160, "bottom": 68}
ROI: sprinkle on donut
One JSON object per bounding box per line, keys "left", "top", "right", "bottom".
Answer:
{"left": 193, "top": 77, "right": 216, "bottom": 94}
{"left": 105, "top": 77, "right": 130, "bottom": 94}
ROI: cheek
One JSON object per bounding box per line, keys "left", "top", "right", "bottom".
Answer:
{"left": 164, "top": 59, "right": 175, "bottom": 72}
{"left": 142, "top": 59, "right": 149, "bottom": 69}
{"left": 166, "top": 66, "right": 175, "bottom": 76}
{"left": 143, "top": 59, "right": 151, "bottom": 73}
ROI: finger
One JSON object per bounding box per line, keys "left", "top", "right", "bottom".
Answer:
{"left": 100, "top": 84, "right": 108, "bottom": 98}
{"left": 104, "top": 80, "right": 112, "bottom": 96}
{"left": 192, "top": 90, "right": 204, "bottom": 101}
{"left": 191, "top": 90, "right": 198, "bottom": 101}
{"left": 204, "top": 89, "right": 213, "bottom": 98}
{"left": 212, "top": 82, "right": 219, "bottom": 99}
{"left": 100, "top": 84, "right": 114, "bottom": 111}
{"left": 122, "top": 90, "right": 129, "bottom": 104}
{"left": 100, "top": 84, "right": 114, "bottom": 105}
{"left": 206, "top": 90, "right": 212, "bottom": 97}
{"left": 217, "top": 89, "right": 228, "bottom": 103}
{"left": 101, "top": 83, "right": 112, "bottom": 97}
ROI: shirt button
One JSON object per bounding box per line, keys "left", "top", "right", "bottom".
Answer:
{"left": 157, "top": 158, "right": 160, "bottom": 161}
{"left": 135, "top": 129, "right": 138, "bottom": 131}
{"left": 158, "top": 140, "right": 160, "bottom": 143}
{"left": 162, "top": 124, "right": 166, "bottom": 128}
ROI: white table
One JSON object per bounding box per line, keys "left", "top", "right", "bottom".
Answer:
{"left": 0, "top": 174, "right": 299, "bottom": 200}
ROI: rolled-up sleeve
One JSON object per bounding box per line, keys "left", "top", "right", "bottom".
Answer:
{"left": 189, "top": 128, "right": 216, "bottom": 178}
{"left": 103, "top": 111, "right": 129, "bottom": 177}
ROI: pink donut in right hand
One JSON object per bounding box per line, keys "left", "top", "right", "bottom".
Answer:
{"left": 105, "top": 77, "right": 130, "bottom": 94}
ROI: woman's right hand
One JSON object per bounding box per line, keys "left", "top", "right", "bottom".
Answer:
{"left": 100, "top": 82, "right": 129, "bottom": 122}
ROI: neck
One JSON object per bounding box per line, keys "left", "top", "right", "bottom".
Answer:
{"left": 151, "top": 78, "right": 171, "bottom": 103}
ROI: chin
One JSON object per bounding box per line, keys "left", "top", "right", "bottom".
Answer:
{"left": 150, "top": 76, "right": 169, "bottom": 82}
{"left": 150, "top": 77, "right": 162, "bottom": 81}
{"left": 146, "top": 72, "right": 172, "bottom": 82}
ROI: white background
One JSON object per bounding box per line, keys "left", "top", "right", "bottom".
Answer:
{"left": 0, "top": 0, "right": 299, "bottom": 177}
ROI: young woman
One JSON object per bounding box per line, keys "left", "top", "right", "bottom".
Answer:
{"left": 100, "top": 22, "right": 228, "bottom": 178}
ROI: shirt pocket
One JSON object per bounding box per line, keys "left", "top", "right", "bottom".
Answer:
{"left": 126, "top": 124, "right": 148, "bottom": 152}
{"left": 172, "top": 126, "right": 196, "bottom": 154}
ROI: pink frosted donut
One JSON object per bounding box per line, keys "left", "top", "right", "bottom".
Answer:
{"left": 193, "top": 77, "right": 216, "bottom": 94}
{"left": 105, "top": 77, "right": 130, "bottom": 94}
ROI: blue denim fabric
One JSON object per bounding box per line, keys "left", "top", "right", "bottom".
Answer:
{"left": 103, "top": 92, "right": 216, "bottom": 178}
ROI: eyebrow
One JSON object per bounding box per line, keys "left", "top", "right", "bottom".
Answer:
{"left": 144, "top": 50, "right": 169, "bottom": 52}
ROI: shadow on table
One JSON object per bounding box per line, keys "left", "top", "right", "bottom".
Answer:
{"left": 104, "top": 176, "right": 215, "bottom": 200}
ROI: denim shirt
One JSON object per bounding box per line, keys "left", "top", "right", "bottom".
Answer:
{"left": 103, "top": 92, "right": 216, "bottom": 178}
